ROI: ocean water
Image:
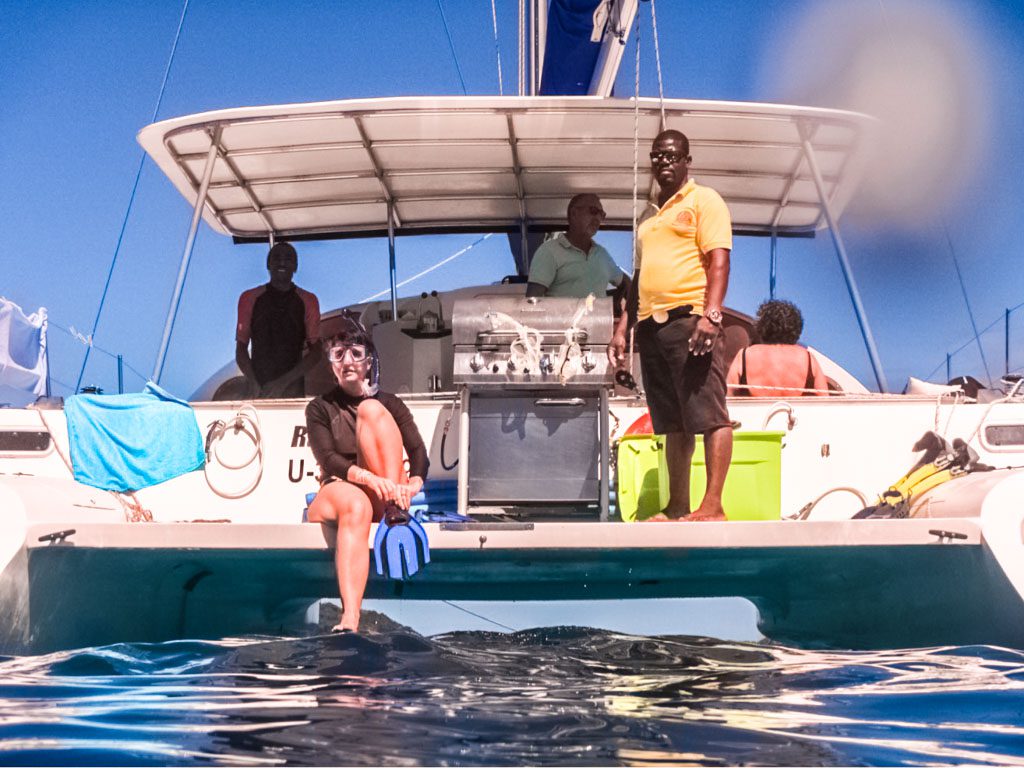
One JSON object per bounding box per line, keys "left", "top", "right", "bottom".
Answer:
{"left": 1, "top": 624, "right": 1023, "bottom": 766}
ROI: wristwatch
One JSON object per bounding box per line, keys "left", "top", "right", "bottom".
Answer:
{"left": 704, "top": 308, "right": 723, "bottom": 327}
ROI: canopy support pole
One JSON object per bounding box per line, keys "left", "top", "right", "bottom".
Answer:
{"left": 152, "top": 126, "right": 221, "bottom": 384}
{"left": 1005, "top": 308, "right": 1011, "bottom": 378}
{"left": 387, "top": 201, "right": 399, "bottom": 321}
{"left": 519, "top": 220, "right": 529, "bottom": 274}
{"left": 799, "top": 122, "right": 889, "bottom": 393}
{"left": 769, "top": 229, "right": 778, "bottom": 299}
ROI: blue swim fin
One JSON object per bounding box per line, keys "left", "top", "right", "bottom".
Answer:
{"left": 373, "top": 505, "right": 431, "bottom": 580}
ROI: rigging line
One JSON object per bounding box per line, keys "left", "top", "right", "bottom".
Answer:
{"left": 648, "top": 0, "right": 666, "bottom": 127}
{"left": 490, "top": 0, "right": 505, "bottom": 95}
{"left": 518, "top": 0, "right": 525, "bottom": 95}
{"left": 630, "top": 12, "right": 641, "bottom": 273}
{"left": 441, "top": 600, "right": 517, "bottom": 632}
{"left": 435, "top": 0, "right": 468, "bottom": 95}
{"left": 943, "top": 226, "right": 992, "bottom": 385}
{"left": 75, "top": 0, "right": 191, "bottom": 394}
{"left": 358, "top": 233, "right": 493, "bottom": 303}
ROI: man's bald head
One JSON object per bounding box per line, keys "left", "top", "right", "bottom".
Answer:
{"left": 653, "top": 129, "right": 689, "bottom": 156}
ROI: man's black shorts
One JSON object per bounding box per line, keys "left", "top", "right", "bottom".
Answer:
{"left": 637, "top": 313, "right": 731, "bottom": 435}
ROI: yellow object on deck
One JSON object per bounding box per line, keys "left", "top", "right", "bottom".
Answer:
{"left": 617, "top": 431, "right": 785, "bottom": 521}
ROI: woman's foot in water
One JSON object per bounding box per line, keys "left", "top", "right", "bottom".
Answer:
{"left": 331, "top": 611, "right": 360, "bottom": 634}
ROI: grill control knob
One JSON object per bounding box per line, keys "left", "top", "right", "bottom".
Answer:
{"left": 581, "top": 352, "right": 596, "bottom": 372}
{"left": 492, "top": 363, "right": 500, "bottom": 374}
{"left": 506, "top": 358, "right": 516, "bottom": 372}
{"left": 470, "top": 353, "right": 485, "bottom": 372}
{"left": 540, "top": 354, "right": 554, "bottom": 374}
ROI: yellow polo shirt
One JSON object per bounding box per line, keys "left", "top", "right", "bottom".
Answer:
{"left": 637, "top": 178, "right": 732, "bottom": 319}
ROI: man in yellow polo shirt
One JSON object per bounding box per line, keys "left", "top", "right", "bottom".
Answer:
{"left": 608, "top": 129, "right": 734, "bottom": 522}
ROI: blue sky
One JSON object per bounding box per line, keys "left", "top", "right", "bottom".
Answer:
{"left": 3, "top": 0, "right": 1023, "bottom": 399}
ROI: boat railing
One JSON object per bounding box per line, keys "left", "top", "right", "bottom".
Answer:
{"left": 930, "top": 302, "right": 1024, "bottom": 386}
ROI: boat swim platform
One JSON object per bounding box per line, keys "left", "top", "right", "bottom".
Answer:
{"left": 14, "top": 517, "right": 1024, "bottom": 653}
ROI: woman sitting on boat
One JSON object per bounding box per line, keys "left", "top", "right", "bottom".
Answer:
{"left": 304, "top": 318, "right": 429, "bottom": 633}
{"left": 726, "top": 299, "right": 829, "bottom": 398}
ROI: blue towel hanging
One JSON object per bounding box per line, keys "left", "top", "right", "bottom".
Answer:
{"left": 65, "top": 382, "right": 204, "bottom": 492}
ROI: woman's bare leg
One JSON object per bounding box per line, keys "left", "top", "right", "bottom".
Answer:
{"left": 356, "top": 399, "right": 406, "bottom": 483}
{"left": 308, "top": 481, "right": 373, "bottom": 631}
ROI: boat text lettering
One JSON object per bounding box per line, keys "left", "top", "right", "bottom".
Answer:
{"left": 288, "top": 459, "right": 315, "bottom": 483}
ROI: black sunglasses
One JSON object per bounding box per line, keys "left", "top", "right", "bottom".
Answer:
{"left": 650, "top": 150, "right": 685, "bottom": 163}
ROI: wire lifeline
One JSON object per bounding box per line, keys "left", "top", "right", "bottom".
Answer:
{"left": 924, "top": 304, "right": 1017, "bottom": 380}
{"left": 435, "top": 0, "right": 468, "bottom": 95}
{"left": 358, "top": 233, "right": 493, "bottom": 304}
{"left": 50, "top": 320, "right": 148, "bottom": 386}
{"left": 75, "top": 0, "right": 191, "bottom": 394}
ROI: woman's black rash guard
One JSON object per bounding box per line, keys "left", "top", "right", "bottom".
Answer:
{"left": 304, "top": 387, "right": 429, "bottom": 484}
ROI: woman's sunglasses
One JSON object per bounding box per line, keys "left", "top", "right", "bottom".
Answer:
{"left": 328, "top": 344, "right": 369, "bottom": 363}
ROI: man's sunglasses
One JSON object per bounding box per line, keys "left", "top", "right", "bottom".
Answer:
{"left": 572, "top": 205, "right": 606, "bottom": 218}
{"left": 328, "top": 344, "right": 370, "bottom": 363}
{"left": 650, "top": 150, "right": 686, "bottom": 163}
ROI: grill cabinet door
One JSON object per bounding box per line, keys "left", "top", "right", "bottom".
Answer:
{"left": 467, "top": 392, "right": 600, "bottom": 505}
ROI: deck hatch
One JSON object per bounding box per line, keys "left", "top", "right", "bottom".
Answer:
{"left": 984, "top": 424, "right": 1024, "bottom": 447}
{"left": 0, "top": 429, "right": 52, "bottom": 453}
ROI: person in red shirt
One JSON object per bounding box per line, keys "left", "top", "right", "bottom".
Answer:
{"left": 235, "top": 242, "right": 322, "bottom": 398}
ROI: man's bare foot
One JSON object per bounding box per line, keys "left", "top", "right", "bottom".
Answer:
{"left": 681, "top": 507, "right": 727, "bottom": 522}
{"left": 657, "top": 503, "right": 691, "bottom": 521}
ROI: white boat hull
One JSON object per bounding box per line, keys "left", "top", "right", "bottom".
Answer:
{"left": 4, "top": 394, "right": 1024, "bottom": 652}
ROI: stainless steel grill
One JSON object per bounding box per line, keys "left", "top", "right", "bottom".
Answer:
{"left": 452, "top": 295, "right": 614, "bottom": 389}
{"left": 453, "top": 296, "right": 614, "bottom": 519}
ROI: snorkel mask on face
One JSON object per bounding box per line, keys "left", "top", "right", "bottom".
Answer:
{"left": 328, "top": 311, "right": 380, "bottom": 396}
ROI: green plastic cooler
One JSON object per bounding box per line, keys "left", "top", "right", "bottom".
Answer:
{"left": 616, "top": 431, "right": 784, "bottom": 521}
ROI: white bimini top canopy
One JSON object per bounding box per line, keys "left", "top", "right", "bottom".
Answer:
{"left": 137, "top": 95, "right": 875, "bottom": 242}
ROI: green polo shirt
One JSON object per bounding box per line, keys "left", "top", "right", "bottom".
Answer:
{"left": 527, "top": 234, "right": 624, "bottom": 298}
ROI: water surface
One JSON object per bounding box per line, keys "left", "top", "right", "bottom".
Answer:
{"left": 1, "top": 625, "right": 1023, "bottom": 766}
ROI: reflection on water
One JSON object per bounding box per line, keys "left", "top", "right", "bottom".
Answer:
{"left": 1, "top": 627, "right": 1023, "bottom": 766}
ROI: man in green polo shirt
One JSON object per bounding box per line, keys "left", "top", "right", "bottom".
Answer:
{"left": 527, "top": 193, "right": 629, "bottom": 303}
